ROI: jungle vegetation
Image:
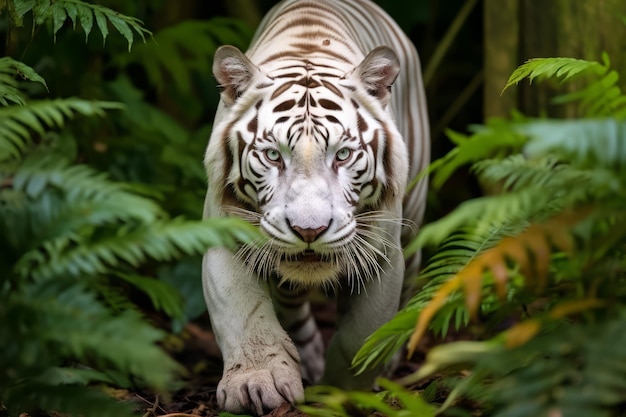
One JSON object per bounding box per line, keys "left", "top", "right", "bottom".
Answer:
{"left": 1, "top": 1, "right": 625, "bottom": 417}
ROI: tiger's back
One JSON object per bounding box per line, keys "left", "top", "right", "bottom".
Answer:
{"left": 203, "top": 0, "right": 429, "bottom": 414}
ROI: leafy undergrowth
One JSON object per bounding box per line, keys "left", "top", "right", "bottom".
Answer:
{"left": 124, "top": 302, "right": 435, "bottom": 417}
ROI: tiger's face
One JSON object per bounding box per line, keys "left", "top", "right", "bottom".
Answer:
{"left": 208, "top": 46, "right": 408, "bottom": 288}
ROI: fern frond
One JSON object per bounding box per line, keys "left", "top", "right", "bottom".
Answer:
{"left": 412, "top": 123, "right": 626, "bottom": 253}
{"left": 301, "top": 379, "right": 436, "bottom": 417}
{"left": 504, "top": 55, "right": 626, "bottom": 118}
{"left": 554, "top": 69, "right": 626, "bottom": 117}
{"left": 520, "top": 118, "right": 626, "bottom": 168}
{"left": 5, "top": 152, "right": 162, "bottom": 234}
{"left": 503, "top": 56, "right": 607, "bottom": 93}
{"left": 15, "top": 217, "right": 261, "bottom": 280}
{"left": 1, "top": 279, "right": 182, "bottom": 398}
{"left": 0, "top": 57, "right": 48, "bottom": 106}
{"left": 114, "top": 273, "right": 184, "bottom": 320}
{"left": 0, "top": 98, "right": 122, "bottom": 162}
{"left": 355, "top": 226, "right": 511, "bottom": 373}
{"left": 478, "top": 310, "right": 626, "bottom": 417}
{"left": 352, "top": 309, "right": 416, "bottom": 374}
{"left": 473, "top": 155, "right": 611, "bottom": 192}
{"left": 407, "top": 209, "right": 588, "bottom": 355}
{"left": 503, "top": 298, "right": 604, "bottom": 348}
{"left": 431, "top": 117, "right": 528, "bottom": 189}
{"left": 119, "top": 18, "right": 252, "bottom": 91}
{"left": 4, "top": 384, "right": 136, "bottom": 417}
{"left": 18, "top": 0, "right": 151, "bottom": 50}
{"left": 406, "top": 188, "right": 553, "bottom": 252}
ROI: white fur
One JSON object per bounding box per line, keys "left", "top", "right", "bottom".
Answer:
{"left": 202, "top": 0, "right": 429, "bottom": 414}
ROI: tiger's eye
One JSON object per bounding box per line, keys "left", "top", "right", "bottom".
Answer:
{"left": 265, "top": 149, "right": 281, "bottom": 162}
{"left": 335, "top": 148, "right": 352, "bottom": 162}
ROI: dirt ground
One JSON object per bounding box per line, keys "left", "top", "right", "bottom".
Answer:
{"left": 132, "top": 301, "right": 426, "bottom": 417}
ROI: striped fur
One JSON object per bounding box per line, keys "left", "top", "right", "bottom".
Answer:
{"left": 202, "top": 0, "right": 429, "bottom": 414}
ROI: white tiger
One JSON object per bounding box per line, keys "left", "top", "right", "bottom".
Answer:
{"left": 202, "top": 0, "right": 429, "bottom": 414}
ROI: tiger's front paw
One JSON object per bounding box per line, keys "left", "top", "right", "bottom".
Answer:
{"left": 217, "top": 357, "right": 304, "bottom": 415}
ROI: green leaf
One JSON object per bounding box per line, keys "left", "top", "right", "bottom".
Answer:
{"left": 503, "top": 57, "right": 607, "bottom": 93}
{"left": 21, "top": 0, "right": 151, "bottom": 48}
{"left": 94, "top": 10, "right": 109, "bottom": 45}
{"left": 0, "top": 98, "right": 122, "bottom": 163}
{"left": 51, "top": 4, "right": 67, "bottom": 39}
{"left": 120, "top": 18, "right": 252, "bottom": 92}
{"left": 521, "top": 118, "right": 626, "bottom": 169}
{"left": 0, "top": 57, "right": 48, "bottom": 106}
{"left": 107, "top": 14, "right": 134, "bottom": 51}
{"left": 115, "top": 273, "right": 184, "bottom": 320}
{"left": 16, "top": 217, "right": 261, "bottom": 280}
{"left": 77, "top": 2, "right": 93, "bottom": 40}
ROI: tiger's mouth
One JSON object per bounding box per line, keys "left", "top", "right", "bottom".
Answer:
{"left": 282, "top": 249, "right": 325, "bottom": 263}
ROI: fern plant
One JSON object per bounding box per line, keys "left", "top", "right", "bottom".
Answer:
{"left": 0, "top": 3, "right": 260, "bottom": 416}
{"left": 317, "top": 55, "right": 626, "bottom": 417}
{"left": 5, "top": 0, "right": 151, "bottom": 48}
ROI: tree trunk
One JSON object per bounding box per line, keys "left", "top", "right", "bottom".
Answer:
{"left": 484, "top": 0, "right": 626, "bottom": 118}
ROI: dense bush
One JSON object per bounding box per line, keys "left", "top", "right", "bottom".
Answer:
{"left": 0, "top": 1, "right": 257, "bottom": 415}
{"left": 308, "top": 56, "right": 626, "bottom": 417}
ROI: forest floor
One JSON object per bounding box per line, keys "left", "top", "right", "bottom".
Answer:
{"left": 129, "top": 300, "right": 429, "bottom": 417}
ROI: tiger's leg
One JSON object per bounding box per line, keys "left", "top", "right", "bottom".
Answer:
{"left": 202, "top": 248, "right": 304, "bottom": 415}
{"left": 269, "top": 279, "right": 325, "bottom": 384}
{"left": 320, "top": 242, "right": 404, "bottom": 389}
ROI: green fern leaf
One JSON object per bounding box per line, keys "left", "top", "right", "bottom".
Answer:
{"left": 476, "top": 311, "right": 626, "bottom": 417}
{"left": 63, "top": 1, "right": 78, "bottom": 29}
{"left": 4, "top": 384, "right": 136, "bottom": 417}
{"left": 107, "top": 13, "right": 135, "bottom": 49}
{"left": 120, "top": 18, "right": 253, "bottom": 91}
{"left": 51, "top": 3, "right": 66, "bottom": 39}
{"left": 93, "top": 9, "right": 109, "bottom": 45}
{"left": 16, "top": 217, "right": 261, "bottom": 280}
{"left": 12, "top": 0, "right": 36, "bottom": 23}
{"left": 0, "top": 57, "right": 48, "bottom": 106}
{"left": 115, "top": 273, "right": 184, "bottom": 320}
{"left": 503, "top": 56, "right": 607, "bottom": 93}
{"left": 356, "top": 225, "right": 515, "bottom": 374}
{"left": 8, "top": 152, "right": 163, "bottom": 231}
{"left": 352, "top": 309, "right": 416, "bottom": 374}
{"left": 23, "top": 0, "right": 151, "bottom": 50}
{"left": 76, "top": 2, "right": 93, "bottom": 40}
{"left": 431, "top": 118, "right": 527, "bottom": 189}
{"left": 1, "top": 279, "right": 182, "bottom": 394}
{"left": 0, "top": 98, "right": 122, "bottom": 162}
{"left": 520, "top": 118, "right": 626, "bottom": 169}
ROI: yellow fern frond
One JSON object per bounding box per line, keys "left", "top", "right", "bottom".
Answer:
{"left": 504, "top": 297, "right": 604, "bottom": 348}
{"left": 408, "top": 209, "right": 589, "bottom": 356}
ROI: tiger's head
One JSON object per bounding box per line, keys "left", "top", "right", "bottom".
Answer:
{"left": 205, "top": 45, "right": 408, "bottom": 289}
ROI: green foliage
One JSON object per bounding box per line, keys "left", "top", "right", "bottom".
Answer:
{"left": 0, "top": 98, "right": 123, "bottom": 161}
{"left": 480, "top": 313, "right": 626, "bottom": 417}
{"left": 301, "top": 379, "right": 436, "bottom": 417}
{"left": 505, "top": 53, "right": 626, "bottom": 118}
{"left": 0, "top": 56, "right": 48, "bottom": 105}
{"left": 0, "top": 1, "right": 258, "bottom": 415}
{"left": 503, "top": 56, "right": 607, "bottom": 91}
{"left": 119, "top": 18, "right": 253, "bottom": 92}
{"left": 348, "top": 55, "right": 626, "bottom": 416}
{"left": 10, "top": 0, "right": 151, "bottom": 48}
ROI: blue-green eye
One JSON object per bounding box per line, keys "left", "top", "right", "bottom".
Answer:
{"left": 335, "top": 147, "right": 352, "bottom": 162}
{"left": 265, "top": 149, "right": 281, "bottom": 162}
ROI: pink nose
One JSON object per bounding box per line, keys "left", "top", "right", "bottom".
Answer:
{"left": 291, "top": 225, "right": 328, "bottom": 243}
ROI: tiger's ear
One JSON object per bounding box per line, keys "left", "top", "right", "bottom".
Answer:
{"left": 213, "top": 45, "right": 260, "bottom": 106}
{"left": 351, "top": 46, "right": 400, "bottom": 108}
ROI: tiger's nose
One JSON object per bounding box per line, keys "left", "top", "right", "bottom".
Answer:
{"left": 290, "top": 224, "right": 328, "bottom": 243}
